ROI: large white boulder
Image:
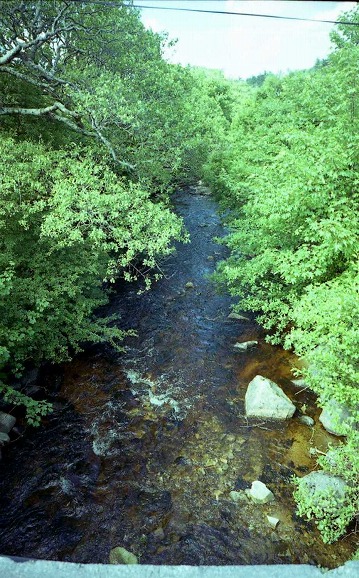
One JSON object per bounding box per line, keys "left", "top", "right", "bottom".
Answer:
{"left": 245, "top": 375, "right": 296, "bottom": 419}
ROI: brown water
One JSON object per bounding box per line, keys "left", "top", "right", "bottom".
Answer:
{"left": 0, "top": 189, "right": 357, "bottom": 566}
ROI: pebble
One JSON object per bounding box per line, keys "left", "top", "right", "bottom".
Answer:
{"left": 299, "top": 415, "right": 315, "bottom": 427}
{"left": 267, "top": 515, "right": 280, "bottom": 529}
{"left": 153, "top": 527, "right": 165, "bottom": 540}
{"left": 229, "top": 490, "right": 246, "bottom": 502}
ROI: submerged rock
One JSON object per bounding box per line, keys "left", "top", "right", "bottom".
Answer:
{"left": 152, "top": 527, "right": 165, "bottom": 541}
{"left": 245, "top": 375, "right": 296, "bottom": 419}
{"left": 227, "top": 312, "right": 250, "bottom": 321}
{"left": 229, "top": 490, "right": 247, "bottom": 503}
{"left": 248, "top": 480, "right": 274, "bottom": 504}
{"left": 185, "top": 281, "right": 194, "bottom": 289}
{"left": 319, "top": 399, "right": 354, "bottom": 436}
{"left": 234, "top": 341, "right": 258, "bottom": 352}
{"left": 109, "top": 546, "right": 138, "bottom": 565}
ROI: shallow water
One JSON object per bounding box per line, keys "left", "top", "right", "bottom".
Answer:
{"left": 0, "top": 189, "right": 357, "bottom": 566}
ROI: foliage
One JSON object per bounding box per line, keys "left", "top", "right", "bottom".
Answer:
{"left": 207, "top": 5, "right": 359, "bottom": 542}
{"left": 0, "top": 1, "right": 213, "bottom": 192}
{"left": 0, "top": 0, "right": 231, "bottom": 424}
{"left": 293, "top": 476, "right": 356, "bottom": 544}
{"left": 0, "top": 382, "right": 52, "bottom": 427}
{"left": 1, "top": 0, "right": 222, "bottom": 423}
{"left": 0, "top": 135, "right": 185, "bottom": 374}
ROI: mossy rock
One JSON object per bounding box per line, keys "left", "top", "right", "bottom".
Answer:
{"left": 109, "top": 546, "right": 138, "bottom": 564}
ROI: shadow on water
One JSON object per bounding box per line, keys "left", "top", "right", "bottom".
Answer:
{"left": 0, "top": 188, "right": 357, "bottom": 566}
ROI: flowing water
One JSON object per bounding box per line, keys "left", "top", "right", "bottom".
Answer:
{"left": 0, "top": 189, "right": 357, "bottom": 566}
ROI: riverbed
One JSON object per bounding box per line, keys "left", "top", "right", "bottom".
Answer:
{"left": 0, "top": 188, "right": 356, "bottom": 566}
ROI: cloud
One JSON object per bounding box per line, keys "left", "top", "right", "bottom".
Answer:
{"left": 142, "top": 16, "right": 163, "bottom": 33}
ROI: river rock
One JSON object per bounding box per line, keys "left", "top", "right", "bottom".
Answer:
{"left": 0, "top": 432, "right": 10, "bottom": 445}
{"left": 248, "top": 480, "right": 274, "bottom": 504}
{"left": 319, "top": 399, "right": 354, "bottom": 436}
{"left": 0, "top": 412, "right": 16, "bottom": 434}
{"left": 234, "top": 340, "right": 258, "bottom": 351}
{"left": 299, "top": 415, "right": 315, "bottom": 427}
{"left": 227, "top": 312, "right": 250, "bottom": 321}
{"left": 195, "top": 183, "right": 211, "bottom": 196}
{"left": 267, "top": 515, "right": 280, "bottom": 529}
{"left": 297, "top": 471, "right": 348, "bottom": 515}
{"left": 153, "top": 527, "right": 165, "bottom": 540}
{"left": 229, "top": 490, "right": 247, "bottom": 503}
{"left": 109, "top": 547, "right": 138, "bottom": 565}
{"left": 245, "top": 375, "right": 296, "bottom": 419}
{"left": 291, "top": 379, "right": 308, "bottom": 389}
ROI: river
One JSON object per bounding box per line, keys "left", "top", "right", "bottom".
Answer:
{"left": 0, "top": 188, "right": 356, "bottom": 566}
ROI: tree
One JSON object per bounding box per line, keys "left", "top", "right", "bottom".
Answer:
{"left": 0, "top": 1, "right": 160, "bottom": 168}
{"left": 207, "top": 5, "right": 359, "bottom": 542}
{"left": 0, "top": 0, "right": 201, "bottom": 423}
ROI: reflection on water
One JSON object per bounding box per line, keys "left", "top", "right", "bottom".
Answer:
{"left": 0, "top": 189, "right": 357, "bottom": 566}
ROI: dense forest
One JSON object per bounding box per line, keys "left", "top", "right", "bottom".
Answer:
{"left": 0, "top": 0, "right": 358, "bottom": 548}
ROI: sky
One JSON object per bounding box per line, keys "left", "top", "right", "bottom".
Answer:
{"left": 133, "top": 0, "right": 357, "bottom": 79}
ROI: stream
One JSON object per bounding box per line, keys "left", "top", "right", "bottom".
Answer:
{"left": 0, "top": 188, "right": 357, "bottom": 566}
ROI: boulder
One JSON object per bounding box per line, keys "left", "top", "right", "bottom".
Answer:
{"left": 0, "top": 412, "right": 16, "bottom": 434}
{"left": 245, "top": 375, "right": 296, "bottom": 420}
{"left": 248, "top": 480, "right": 274, "bottom": 504}
{"left": 319, "top": 400, "right": 354, "bottom": 436}
{"left": 109, "top": 547, "right": 138, "bottom": 565}
{"left": 297, "top": 471, "right": 348, "bottom": 516}
{"left": 234, "top": 340, "right": 258, "bottom": 351}
{"left": 0, "top": 432, "right": 10, "bottom": 445}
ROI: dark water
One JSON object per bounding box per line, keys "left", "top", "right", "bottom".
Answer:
{"left": 0, "top": 189, "right": 357, "bottom": 566}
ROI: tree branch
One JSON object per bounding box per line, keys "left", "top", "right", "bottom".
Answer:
{"left": 0, "top": 103, "right": 135, "bottom": 170}
{"left": 0, "top": 44, "right": 22, "bottom": 66}
{"left": 0, "top": 103, "right": 60, "bottom": 117}
{"left": 0, "top": 65, "right": 60, "bottom": 93}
